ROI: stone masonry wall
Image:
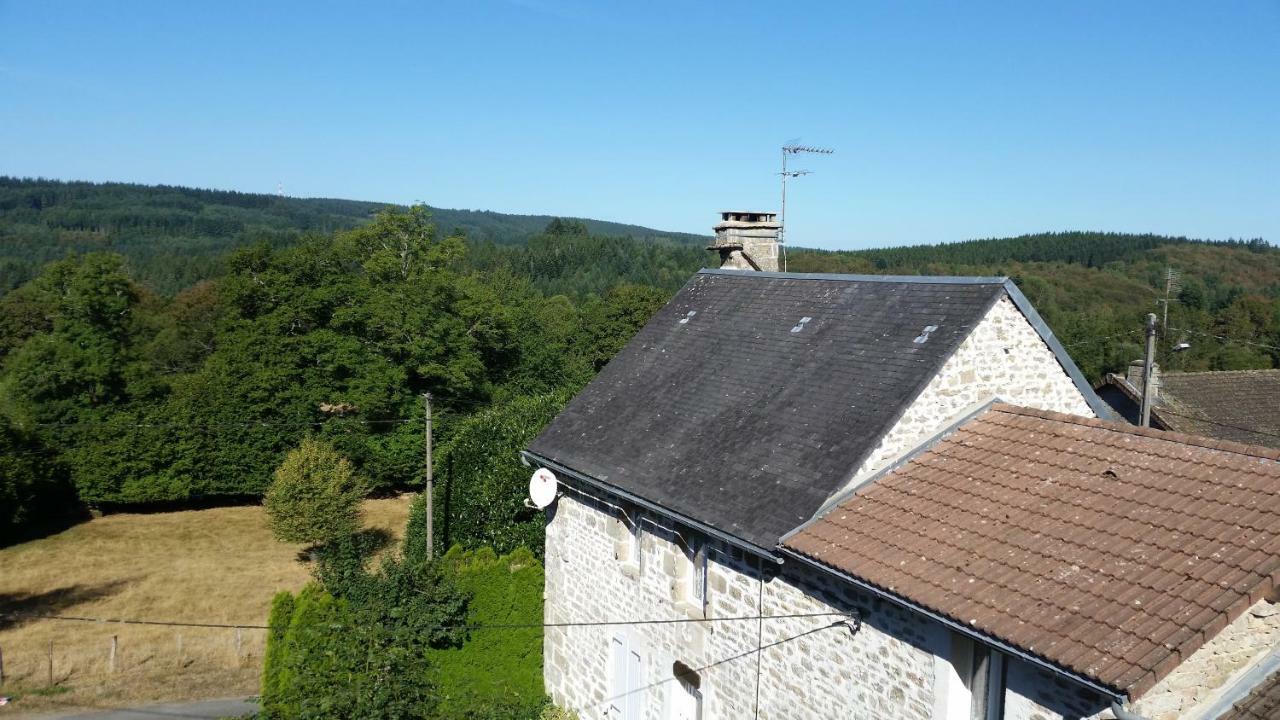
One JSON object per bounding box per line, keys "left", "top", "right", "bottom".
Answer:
{"left": 850, "top": 294, "right": 1096, "bottom": 480}
{"left": 543, "top": 488, "right": 941, "bottom": 719}
{"left": 1003, "top": 601, "right": 1280, "bottom": 720}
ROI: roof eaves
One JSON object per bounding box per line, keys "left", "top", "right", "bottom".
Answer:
{"left": 520, "top": 450, "right": 786, "bottom": 563}
{"left": 780, "top": 545, "right": 1127, "bottom": 703}
{"left": 1000, "top": 279, "right": 1117, "bottom": 420}
{"left": 697, "top": 267, "right": 1010, "bottom": 285}
{"left": 1192, "top": 647, "right": 1280, "bottom": 720}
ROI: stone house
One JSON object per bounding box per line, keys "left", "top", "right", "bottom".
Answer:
{"left": 520, "top": 215, "right": 1280, "bottom": 719}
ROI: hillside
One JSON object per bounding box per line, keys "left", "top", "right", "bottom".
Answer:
{"left": 0, "top": 177, "right": 708, "bottom": 294}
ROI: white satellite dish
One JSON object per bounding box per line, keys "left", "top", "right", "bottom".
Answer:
{"left": 528, "top": 468, "right": 559, "bottom": 509}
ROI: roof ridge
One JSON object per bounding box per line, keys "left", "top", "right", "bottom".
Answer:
{"left": 988, "top": 403, "right": 1280, "bottom": 462}
{"left": 1163, "top": 368, "right": 1280, "bottom": 377}
{"left": 697, "top": 268, "right": 1009, "bottom": 284}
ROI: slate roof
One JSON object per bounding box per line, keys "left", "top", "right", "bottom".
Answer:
{"left": 526, "top": 269, "right": 1014, "bottom": 551}
{"left": 783, "top": 403, "right": 1280, "bottom": 699}
{"left": 1100, "top": 370, "right": 1280, "bottom": 449}
{"left": 1219, "top": 665, "right": 1280, "bottom": 720}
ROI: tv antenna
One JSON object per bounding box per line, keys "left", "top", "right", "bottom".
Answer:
{"left": 779, "top": 143, "right": 833, "bottom": 270}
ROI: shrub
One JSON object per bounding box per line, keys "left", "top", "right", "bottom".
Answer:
{"left": 264, "top": 438, "right": 365, "bottom": 546}
{"left": 260, "top": 591, "right": 296, "bottom": 718}
{"left": 0, "top": 417, "right": 78, "bottom": 543}
{"left": 428, "top": 546, "right": 546, "bottom": 719}
{"left": 408, "top": 391, "right": 568, "bottom": 559}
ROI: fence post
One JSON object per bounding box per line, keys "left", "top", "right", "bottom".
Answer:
{"left": 234, "top": 627, "right": 243, "bottom": 667}
{"left": 176, "top": 633, "right": 183, "bottom": 668}
{"left": 47, "top": 639, "right": 53, "bottom": 687}
{"left": 1, "top": 643, "right": 6, "bottom": 685}
{"left": 109, "top": 635, "right": 118, "bottom": 673}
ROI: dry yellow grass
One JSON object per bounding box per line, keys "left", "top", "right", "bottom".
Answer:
{"left": 0, "top": 496, "right": 414, "bottom": 717}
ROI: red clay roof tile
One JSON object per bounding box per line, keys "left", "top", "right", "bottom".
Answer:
{"left": 783, "top": 403, "right": 1280, "bottom": 698}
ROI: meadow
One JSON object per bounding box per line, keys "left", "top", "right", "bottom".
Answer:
{"left": 0, "top": 497, "right": 412, "bottom": 717}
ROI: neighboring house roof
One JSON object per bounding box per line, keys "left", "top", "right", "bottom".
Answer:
{"left": 1218, "top": 663, "right": 1280, "bottom": 720}
{"left": 526, "top": 269, "right": 1103, "bottom": 553}
{"left": 782, "top": 403, "right": 1280, "bottom": 700}
{"left": 1100, "top": 369, "right": 1280, "bottom": 449}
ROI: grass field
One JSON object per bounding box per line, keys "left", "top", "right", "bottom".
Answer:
{"left": 0, "top": 496, "right": 414, "bottom": 718}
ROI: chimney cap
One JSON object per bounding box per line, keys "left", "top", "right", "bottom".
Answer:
{"left": 718, "top": 211, "right": 778, "bottom": 223}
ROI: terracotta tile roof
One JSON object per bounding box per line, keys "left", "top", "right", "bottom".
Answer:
{"left": 783, "top": 403, "right": 1280, "bottom": 698}
{"left": 1220, "top": 666, "right": 1280, "bottom": 720}
{"left": 1156, "top": 370, "right": 1280, "bottom": 449}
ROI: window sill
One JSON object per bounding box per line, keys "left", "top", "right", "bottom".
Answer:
{"left": 620, "top": 563, "right": 641, "bottom": 580}
{"left": 675, "top": 600, "right": 706, "bottom": 621}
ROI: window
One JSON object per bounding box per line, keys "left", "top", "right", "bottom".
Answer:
{"left": 942, "top": 635, "right": 1005, "bottom": 720}
{"left": 670, "top": 661, "right": 703, "bottom": 720}
{"left": 613, "top": 510, "right": 644, "bottom": 577}
{"left": 630, "top": 516, "right": 645, "bottom": 574}
{"left": 610, "top": 634, "right": 643, "bottom": 719}
{"left": 683, "top": 538, "right": 708, "bottom": 607}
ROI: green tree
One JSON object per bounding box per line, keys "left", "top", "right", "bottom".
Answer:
{"left": 265, "top": 438, "right": 366, "bottom": 546}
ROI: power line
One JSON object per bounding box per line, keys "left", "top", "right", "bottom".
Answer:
{"left": 1152, "top": 407, "right": 1280, "bottom": 442}
{"left": 1168, "top": 326, "right": 1280, "bottom": 354}
{"left": 1063, "top": 330, "right": 1141, "bottom": 348}
{"left": 1, "top": 610, "right": 855, "bottom": 633}
{"left": 568, "top": 614, "right": 859, "bottom": 718}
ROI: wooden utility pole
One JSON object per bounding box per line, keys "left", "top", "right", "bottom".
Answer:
{"left": 1139, "top": 313, "right": 1158, "bottom": 427}
{"left": 424, "top": 393, "right": 434, "bottom": 560}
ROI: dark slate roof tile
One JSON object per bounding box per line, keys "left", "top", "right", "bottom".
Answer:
{"left": 527, "top": 269, "right": 1006, "bottom": 549}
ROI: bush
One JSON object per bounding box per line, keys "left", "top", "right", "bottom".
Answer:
{"left": 264, "top": 438, "right": 366, "bottom": 546}
{"left": 0, "top": 417, "right": 78, "bottom": 543}
{"left": 409, "top": 392, "right": 568, "bottom": 558}
{"left": 261, "top": 558, "right": 468, "bottom": 720}
{"left": 260, "top": 591, "right": 296, "bottom": 718}
{"left": 428, "top": 546, "right": 546, "bottom": 719}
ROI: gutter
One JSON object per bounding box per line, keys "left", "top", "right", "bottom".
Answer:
{"left": 779, "top": 545, "right": 1128, "bottom": 704}
{"left": 1110, "top": 700, "right": 1151, "bottom": 720}
{"left": 521, "top": 450, "right": 785, "bottom": 564}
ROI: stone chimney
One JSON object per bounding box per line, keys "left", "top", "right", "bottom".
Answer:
{"left": 709, "top": 211, "right": 781, "bottom": 272}
{"left": 1126, "top": 359, "right": 1160, "bottom": 400}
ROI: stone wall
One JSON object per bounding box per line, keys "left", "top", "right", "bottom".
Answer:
{"left": 1002, "top": 599, "right": 1280, "bottom": 720}
{"left": 544, "top": 487, "right": 940, "bottom": 719}
{"left": 850, "top": 294, "right": 1096, "bottom": 480}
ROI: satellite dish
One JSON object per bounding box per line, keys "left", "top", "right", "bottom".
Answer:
{"left": 529, "top": 468, "right": 559, "bottom": 509}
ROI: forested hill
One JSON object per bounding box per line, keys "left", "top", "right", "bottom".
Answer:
{"left": 791, "top": 231, "right": 1272, "bottom": 273}
{"left": 0, "top": 177, "right": 708, "bottom": 293}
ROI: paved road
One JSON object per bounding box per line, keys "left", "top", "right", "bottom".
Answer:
{"left": 29, "top": 697, "right": 257, "bottom": 719}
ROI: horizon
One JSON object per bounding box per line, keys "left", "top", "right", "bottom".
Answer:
{"left": 2, "top": 1, "right": 1277, "bottom": 249}
{"left": 11, "top": 174, "right": 1272, "bottom": 250}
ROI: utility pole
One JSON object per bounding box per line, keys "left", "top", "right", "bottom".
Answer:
{"left": 423, "top": 393, "right": 434, "bottom": 560}
{"left": 1139, "top": 313, "right": 1158, "bottom": 428}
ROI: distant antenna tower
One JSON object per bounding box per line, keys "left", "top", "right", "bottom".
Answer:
{"left": 779, "top": 143, "right": 833, "bottom": 270}
{"left": 1157, "top": 267, "right": 1181, "bottom": 333}
{"left": 276, "top": 182, "right": 284, "bottom": 198}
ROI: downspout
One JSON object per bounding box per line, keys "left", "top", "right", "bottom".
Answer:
{"left": 1110, "top": 699, "right": 1151, "bottom": 720}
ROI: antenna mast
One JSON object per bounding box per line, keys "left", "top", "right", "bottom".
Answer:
{"left": 779, "top": 143, "right": 833, "bottom": 270}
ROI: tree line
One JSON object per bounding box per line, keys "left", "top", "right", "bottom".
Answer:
{"left": 0, "top": 207, "right": 671, "bottom": 541}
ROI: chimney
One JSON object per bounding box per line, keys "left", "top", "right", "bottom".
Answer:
{"left": 1126, "top": 359, "right": 1160, "bottom": 400}
{"left": 709, "top": 211, "right": 781, "bottom": 272}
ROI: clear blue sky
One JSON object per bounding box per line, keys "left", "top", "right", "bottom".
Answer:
{"left": 2, "top": 1, "right": 1276, "bottom": 249}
